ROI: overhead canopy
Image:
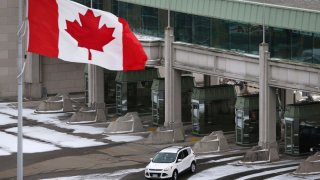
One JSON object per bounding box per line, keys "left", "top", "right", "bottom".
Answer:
{"left": 115, "top": 68, "right": 159, "bottom": 82}
{"left": 192, "top": 85, "right": 236, "bottom": 101}
{"left": 119, "top": 0, "right": 320, "bottom": 33}
{"left": 235, "top": 94, "right": 259, "bottom": 110}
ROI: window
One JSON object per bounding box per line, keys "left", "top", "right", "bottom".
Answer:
{"left": 183, "top": 149, "right": 189, "bottom": 157}
{"left": 314, "top": 33, "right": 320, "bottom": 64}
{"left": 211, "top": 19, "right": 229, "bottom": 49}
{"left": 270, "top": 28, "right": 291, "bottom": 59}
{"left": 291, "top": 31, "right": 313, "bottom": 64}
{"left": 127, "top": 4, "right": 142, "bottom": 33}
{"left": 229, "top": 22, "right": 249, "bottom": 53}
{"left": 142, "top": 6, "right": 159, "bottom": 36}
{"left": 193, "top": 15, "right": 211, "bottom": 46}
{"left": 175, "top": 12, "right": 192, "bottom": 43}
{"left": 178, "top": 151, "right": 185, "bottom": 159}
{"left": 249, "top": 25, "right": 270, "bottom": 55}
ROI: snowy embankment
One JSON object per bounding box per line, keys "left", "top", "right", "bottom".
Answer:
{"left": 0, "top": 103, "right": 143, "bottom": 156}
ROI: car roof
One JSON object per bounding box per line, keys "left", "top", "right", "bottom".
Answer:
{"left": 159, "top": 146, "right": 188, "bottom": 153}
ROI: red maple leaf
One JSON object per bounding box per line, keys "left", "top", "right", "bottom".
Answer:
{"left": 65, "top": 9, "right": 115, "bottom": 60}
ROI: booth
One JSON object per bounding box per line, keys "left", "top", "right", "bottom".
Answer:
{"left": 235, "top": 94, "right": 259, "bottom": 145}
{"left": 191, "top": 85, "right": 236, "bottom": 135}
{"left": 115, "top": 68, "right": 159, "bottom": 115}
{"left": 151, "top": 76, "right": 194, "bottom": 126}
{"left": 284, "top": 102, "right": 320, "bottom": 155}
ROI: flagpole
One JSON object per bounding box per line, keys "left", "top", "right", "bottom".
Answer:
{"left": 17, "top": 0, "right": 24, "bottom": 179}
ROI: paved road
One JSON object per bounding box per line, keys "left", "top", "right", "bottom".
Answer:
{"left": 0, "top": 102, "right": 314, "bottom": 180}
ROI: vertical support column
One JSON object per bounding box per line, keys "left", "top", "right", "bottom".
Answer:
{"left": 258, "top": 43, "right": 279, "bottom": 161}
{"left": 164, "top": 27, "right": 182, "bottom": 128}
{"left": 24, "top": 53, "right": 42, "bottom": 99}
{"left": 93, "top": 66, "right": 106, "bottom": 122}
{"left": 88, "top": 64, "right": 94, "bottom": 107}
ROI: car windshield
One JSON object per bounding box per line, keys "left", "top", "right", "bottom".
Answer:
{"left": 152, "top": 152, "right": 177, "bottom": 163}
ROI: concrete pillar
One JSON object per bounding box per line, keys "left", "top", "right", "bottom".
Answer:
{"left": 88, "top": 64, "right": 94, "bottom": 107}
{"left": 258, "top": 43, "right": 279, "bottom": 161}
{"left": 164, "top": 27, "right": 182, "bottom": 128}
{"left": 24, "top": 53, "right": 42, "bottom": 99}
{"left": 93, "top": 66, "right": 106, "bottom": 122}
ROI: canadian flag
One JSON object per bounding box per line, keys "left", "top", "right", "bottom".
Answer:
{"left": 27, "top": 0, "right": 147, "bottom": 71}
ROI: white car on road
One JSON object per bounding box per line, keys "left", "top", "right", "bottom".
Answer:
{"left": 145, "top": 146, "right": 196, "bottom": 180}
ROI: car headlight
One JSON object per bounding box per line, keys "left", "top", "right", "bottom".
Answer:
{"left": 164, "top": 166, "right": 172, "bottom": 171}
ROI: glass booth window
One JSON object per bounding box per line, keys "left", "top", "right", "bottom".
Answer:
{"left": 229, "top": 22, "right": 249, "bottom": 53}
{"left": 142, "top": 6, "right": 159, "bottom": 36}
{"left": 175, "top": 12, "right": 192, "bottom": 43}
{"left": 291, "top": 31, "right": 313, "bottom": 64}
{"left": 192, "top": 15, "right": 211, "bottom": 46}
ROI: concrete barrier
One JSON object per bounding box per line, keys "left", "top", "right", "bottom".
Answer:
{"left": 145, "top": 125, "right": 185, "bottom": 144}
{"left": 295, "top": 152, "right": 320, "bottom": 175}
{"left": 35, "top": 93, "right": 74, "bottom": 113}
{"left": 193, "top": 131, "right": 229, "bottom": 153}
{"left": 105, "top": 112, "right": 145, "bottom": 133}
{"left": 240, "top": 142, "right": 279, "bottom": 163}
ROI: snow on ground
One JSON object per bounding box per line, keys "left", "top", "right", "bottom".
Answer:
{"left": 0, "top": 103, "right": 105, "bottom": 135}
{"left": 204, "top": 156, "right": 243, "bottom": 164}
{"left": 0, "top": 113, "right": 16, "bottom": 125}
{"left": 188, "top": 161, "right": 299, "bottom": 180}
{"left": 104, "top": 134, "right": 143, "bottom": 142}
{"left": 267, "top": 173, "right": 320, "bottom": 180}
{"left": 6, "top": 127, "right": 106, "bottom": 148}
{"left": 236, "top": 166, "right": 298, "bottom": 180}
{"left": 42, "top": 168, "right": 145, "bottom": 180}
{"left": 0, "top": 132, "right": 60, "bottom": 155}
{"left": 196, "top": 154, "right": 222, "bottom": 160}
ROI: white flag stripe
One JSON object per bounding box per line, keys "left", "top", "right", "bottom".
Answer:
{"left": 57, "top": 0, "right": 123, "bottom": 70}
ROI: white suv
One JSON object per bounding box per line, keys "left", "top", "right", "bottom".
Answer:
{"left": 145, "top": 146, "right": 196, "bottom": 180}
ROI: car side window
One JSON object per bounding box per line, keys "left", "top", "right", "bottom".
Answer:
{"left": 187, "top": 148, "right": 191, "bottom": 155}
{"left": 183, "top": 149, "right": 189, "bottom": 157}
{"left": 178, "top": 151, "right": 184, "bottom": 159}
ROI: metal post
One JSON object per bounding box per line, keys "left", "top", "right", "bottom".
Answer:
{"left": 167, "top": 0, "right": 170, "bottom": 28}
{"left": 262, "top": 0, "right": 266, "bottom": 43}
{"left": 17, "top": 0, "right": 24, "bottom": 179}
{"left": 88, "top": 0, "right": 94, "bottom": 107}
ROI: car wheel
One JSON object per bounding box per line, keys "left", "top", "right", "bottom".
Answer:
{"left": 190, "top": 162, "right": 196, "bottom": 173}
{"left": 172, "top": 170, "right": 178, "bottom": 180}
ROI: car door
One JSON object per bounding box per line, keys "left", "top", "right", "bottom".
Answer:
{"left": 181, "top": 149, "right": 190, "bottom": 171}
{"left": 176, "top": 151, "right": 185, "bottom": 173}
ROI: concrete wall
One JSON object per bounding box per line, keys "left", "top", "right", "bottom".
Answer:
{"left": 0, "top": 0, "right": 18, "bottom": 97}
{"left": 41, "top": 57, "right": 85, "bottom": 95}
